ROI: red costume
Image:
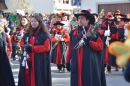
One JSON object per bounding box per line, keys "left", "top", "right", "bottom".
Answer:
{"left": 18, "top": 27, "right": 52, "bottom": 86}
{"left": 6, "top": 33, "right": 12, "bottom": 59}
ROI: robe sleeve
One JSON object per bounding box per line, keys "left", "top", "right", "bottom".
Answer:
{"left": 115, "top": 32, "right": 119, "bottom": 40}
{"left": 98, "top": 29, "right": 105, "bottom": 35}
{"left": 66, "top": 41, "right": 72, "bottom": 63}
{"left": 111, "top": 33, "right": 117, "bottom": 40}
{"left": 32, "top": 38, "right": 50, "bottom": 53}
{"left": 63, "top": 33, "right": 70, "bottom": 42}
{"left": 90, "top": 36, "right": 103, "bottom": 51}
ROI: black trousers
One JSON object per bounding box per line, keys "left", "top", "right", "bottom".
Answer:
{"left": 104, "top": 64, "right": 111, "bottom": 71}
{"left": 57, "top": 64, "right": 66, "bottom": 70}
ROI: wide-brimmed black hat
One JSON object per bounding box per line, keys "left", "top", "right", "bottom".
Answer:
{"left": 120, "top": 14, "right": 130, "bottom": 21}
{"left": 92, "top": 13, "right": 98, "bottom": 18}
{"left": 74, "top": 10, "right": 95, "bottom": 24}
{"left": 53, "top": 21, "right": 65, "bottom": 26}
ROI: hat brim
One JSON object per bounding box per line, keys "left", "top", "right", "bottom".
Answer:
{"left": 121, "top": 18, "right": 130, "bottom": 21}
{"left": 53, "top": 22, "right": 65, "bottom": 26}
{"left": 74, "top": 14, "right": 95, "bottom": 24}
{"left": 114, "top": 14, "right": 121, "bottom": 16}
{"left": 106, "top": 18, "right": 115, "bottom": 21}
{"left": 92, "top": 13, "right": 98, "bottom": 17}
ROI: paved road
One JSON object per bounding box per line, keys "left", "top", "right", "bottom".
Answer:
{"left": 11, "top": 60, "right": 130, "bottom": 86}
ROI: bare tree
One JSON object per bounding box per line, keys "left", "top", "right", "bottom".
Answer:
{"left": 10, "top": 0, "right": 33, "bottom": 13}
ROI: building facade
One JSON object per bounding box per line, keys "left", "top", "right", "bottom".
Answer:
{"left": 81, "top": 0, "right": 130, "bottom": 14}
{"left": 4, "top": 0, "right": 53, "bottom": 14}
{"left": 54, "top": 0, "right": 78, "bottom": 14}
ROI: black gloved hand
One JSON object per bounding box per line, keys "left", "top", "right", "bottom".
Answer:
{"left": 23, "top": 44, "right": 32, "bottom": 53}
{"left": 66, "top": 62, "right": 71, "bottom": 72}
{"left": 84, "top": 37, "right": 92, "bottom": 44}
{"left": 87, "top": 32, "right": 97, "bottom": 38}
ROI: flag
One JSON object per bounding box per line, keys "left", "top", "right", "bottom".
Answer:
{"left": 72, "top": 0, "right": 79, "bottom": 6}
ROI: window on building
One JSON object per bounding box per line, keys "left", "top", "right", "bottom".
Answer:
{"left": 57, "top": 0, "right": 63, "bottom": 4}
{"left": 63, "top": 0, "right": 69, "bottom": 4}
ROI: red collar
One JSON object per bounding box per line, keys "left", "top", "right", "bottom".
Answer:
{"left": 55, "top": 28, "right": 66, "bottom": 34}
{"left": 119, "top": 25, "right": 124, "bottom": 29}
{"left": 34, "top": 27, "right": 41, "bottom": 35}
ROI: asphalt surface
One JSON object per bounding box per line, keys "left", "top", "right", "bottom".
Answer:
{"left": 11, "top": 60, "right": 130, "bottom": 86}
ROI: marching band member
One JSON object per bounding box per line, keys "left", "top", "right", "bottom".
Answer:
{"left": 100, "top": 12, "right": 118, "bottom": 74}
{"left": 116, "top": 14, "right": 130, "bottom": 42}
{"left": 66, "top": 9, "right": 106, "bottom": 86}
{"left": 51, "top": 20, "right": 70, "bottom": 73}
{"left": 113, "top": 10, "right": 121, "bottom": 28}
{"left": 18, "top": 15, "right": 52, "bottom": 86}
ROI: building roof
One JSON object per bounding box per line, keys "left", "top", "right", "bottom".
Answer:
{"left": 0, "top": 3, "right": 7, "bottom": 10}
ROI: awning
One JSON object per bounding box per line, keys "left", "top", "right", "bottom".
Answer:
{"left": 0, "top": 3, "right": 7, "bottom": 10}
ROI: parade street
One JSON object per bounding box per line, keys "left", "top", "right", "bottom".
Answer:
{"left": 11, "top": 60, "right": 130, "bottom": 86}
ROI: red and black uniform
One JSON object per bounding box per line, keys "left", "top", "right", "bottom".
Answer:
{"left": 66, "top": 26, "right": 106, "bottom": 86}
{"left": 51, "top": 28, "right": 70, "bottom": 71}
{"left": 116, "top": 25, "right": 125, "bottom": 42}
{"left": 6, "top": 33, "right": 12, "bottom": 60}
{"left": 18, "top": 28, "right": 52, "bottom": 86}
{"left": 99, "top": 21, "right": 118, "bottom": 68}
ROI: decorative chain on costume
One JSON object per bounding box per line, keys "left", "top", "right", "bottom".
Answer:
{"left": 22, "top": 37, "right": 30, "bottom": 69}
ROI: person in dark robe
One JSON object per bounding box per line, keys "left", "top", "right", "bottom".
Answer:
{"left": 99, "top": 12, "right": 118, "bottom": 74}
{"left": 66, "top": 9, "right": 106, "bottom": 86}
{"left": 116, "top": 14, "right": 130, "bottom": 42}
{"left": 18, "top": 15, "right": 52, "bottom": 86}
{"left": 0, "top": 22, "right": 15, "bottom": 86}
{"left": 113, "top": 10, "right": 121, "bottom": 28}
{"left": 124, "top": 62, "right": 130, "bottom": 82}
{"left": 51, "top": 20, "right": 70, "bottom": 73}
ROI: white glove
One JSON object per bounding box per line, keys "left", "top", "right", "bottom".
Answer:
{"left": 55, "top": 34, "right": 62, "bottom": 39}
{"left": 104, "top": 30, "right": 110, "bottom": 36}
{"left": 124, "top": 29, "right": 128, "bottom": 36}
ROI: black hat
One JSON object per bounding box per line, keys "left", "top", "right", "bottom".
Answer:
{"left": 74, "top": 9, "right": 95, "bottom": 24}
{"left": 120, "top": 14, "right": 130, "bottom": 21}
{"left": 92, "top": 13, "right": 98, "bottom": 18}
{"left": 53, "top": 21, "right": 65, "bottom": 26}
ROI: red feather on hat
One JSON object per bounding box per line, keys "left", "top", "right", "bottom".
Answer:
{"left": 107, "top": 12, "right": 112, "bottom": 15}
{"left": 87, "top": 8, "right": 92, "bottom": 13}
{"left": 60, "top": 12, "right": 64, "bottom": 16}
{"left": 127, "top": 13, "right": 130, "bottom": 18}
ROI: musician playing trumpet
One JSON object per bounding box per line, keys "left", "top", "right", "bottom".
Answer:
{"left": 66, "top": 9, "right": 106, "bottom": 86}
{"left": 51, "top": 20, "right": 70, "bottom": 73}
